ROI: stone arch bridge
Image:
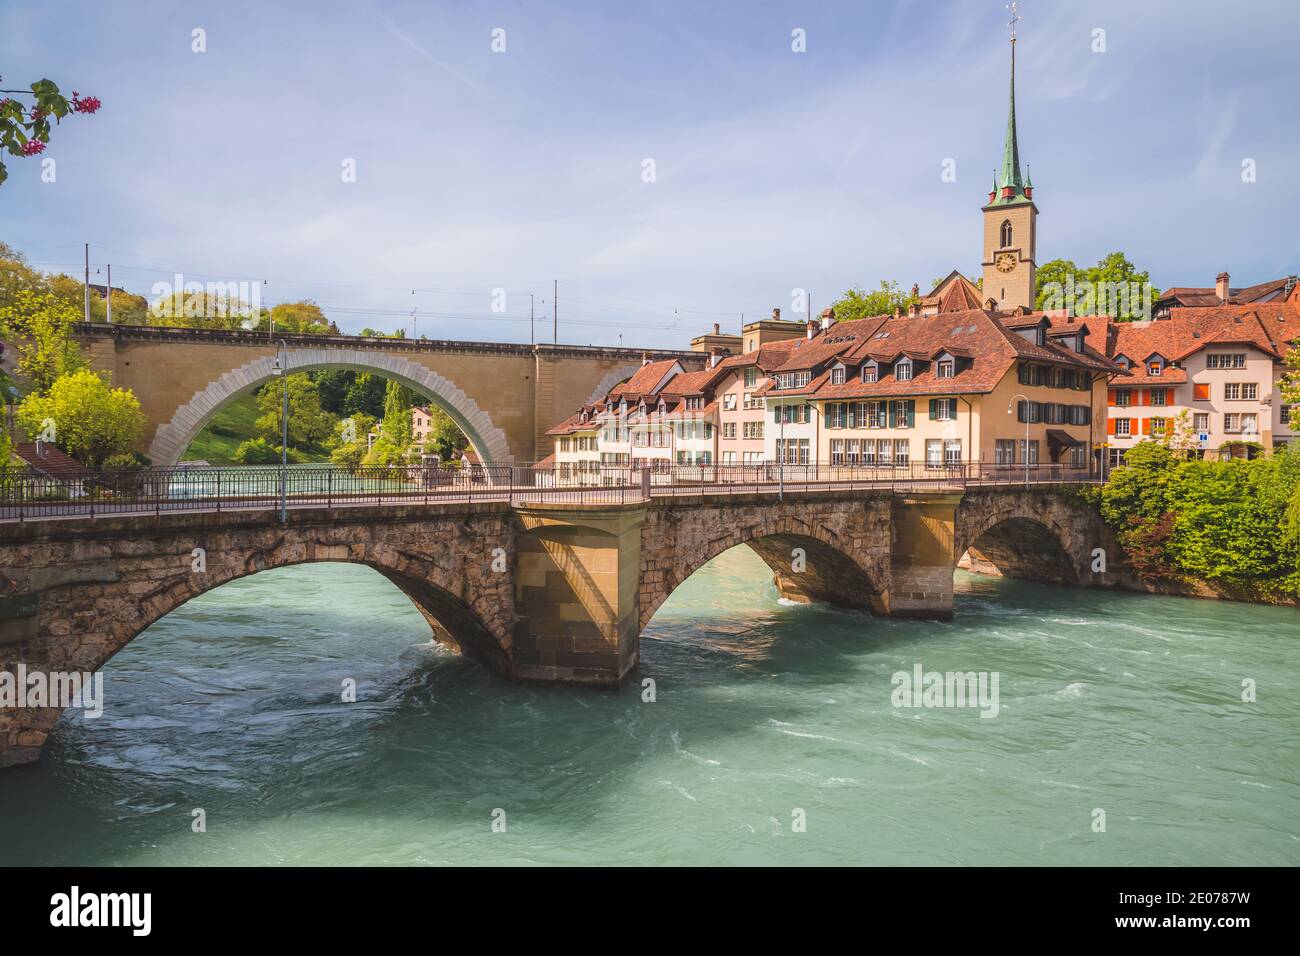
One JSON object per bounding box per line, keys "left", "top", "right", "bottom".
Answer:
{"left": 0, "top": 486, "right": 1121, "bottom": 767}
{"left": 73, "top": 324, "right": 702, "bottom": 465}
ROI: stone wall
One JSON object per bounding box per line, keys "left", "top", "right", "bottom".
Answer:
{"left": 0, "top": 484, "right": 1118, "bottom": 767}
{"left": 75, "top": 326, "right": 703, "bottom": 466}
{"left": 0, "top": 503, "right": 519, "bottom": 766}
{"left": 953, "top": 487, "right": 1127, "bottom": 588}
{"left": 638, "top": 491, "right": 895, "bottom": 631}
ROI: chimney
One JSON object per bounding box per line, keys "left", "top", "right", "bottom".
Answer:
{"left": 806, "top": 319, "right": 817, "bottom": 339}
{"left": 820, "top": 307, "right": 835, "bottom": 331}
{"left": 1216, "top": 271, "right": 1231, "bottom": 303}
{"left": 911, "top": 283, "right": 920, "bottom": 298}
{"left": 709, "top": 347, "right": 722, "bottom": 368}
{"left": 894, "top": 305, "right": 905, "bottom": 318}
{"left": 641, "top": 351, "right": 651, "bottom": 366}
{"left": 712, "top": 322, "right": 720, "bottom": 335}
{"left": 772, "top": 307, "right": 781, "bottom": 321}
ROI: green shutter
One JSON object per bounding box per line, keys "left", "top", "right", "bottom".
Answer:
{"left": 928, "top": 399, "right": 937, "bottom": 420}
{"left": 905, "top": 401, "right": 915, "bottom": 428}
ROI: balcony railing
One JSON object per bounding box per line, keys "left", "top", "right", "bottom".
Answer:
{"left": 0, "top": 460, "right": 1098, "bottom": 522}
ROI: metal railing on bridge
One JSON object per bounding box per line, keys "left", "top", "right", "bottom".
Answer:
{"left": 0, "top": 461, "right": 1098, "bottom": 522}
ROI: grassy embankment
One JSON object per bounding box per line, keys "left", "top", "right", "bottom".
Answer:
{"left": 181, "top": 394, "right": 332, "bottom": 465}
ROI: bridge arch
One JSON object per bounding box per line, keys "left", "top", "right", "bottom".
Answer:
{"left": 147, "top": 348, "right": 513, "bottom": 466}
{"left": 639, "top": 508, "right": 889, "bottom": 632}
{"left": 0, "top": 510, "right": 518, "bottom": 766}
{"left": 954, "top": 492, "right": 1088, "bottom": 585}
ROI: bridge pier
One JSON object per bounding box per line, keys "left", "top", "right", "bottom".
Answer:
{"left": 512, "top": 502, "right": 645, "bottom": 686}
{"left": 886, "top": 493, "right": 962, "bottom": 620}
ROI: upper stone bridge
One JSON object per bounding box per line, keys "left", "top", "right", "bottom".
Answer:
{"left": 0, "top": 485, "right": 1121, "bottom": 766}
{"left": 71, "top": 324, "right": 703, "bottom": 466}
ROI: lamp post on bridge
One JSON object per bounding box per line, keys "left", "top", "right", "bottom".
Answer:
{"left": 271, "top": 340, "right": 289, "bottom": 522}
{"left": 1008, "top": 393, "right": 1031, "bottom": 488}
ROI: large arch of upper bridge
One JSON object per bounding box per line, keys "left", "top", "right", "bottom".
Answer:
{"left": 145, "top": 349, "right": 514, "bottom": 466}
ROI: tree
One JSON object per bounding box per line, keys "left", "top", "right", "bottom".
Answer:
{"left": 329, "top": 412, "right": 376, "bottom": 471}
{"left": 830, "top": 281, "right": 919, "bottom": 322}
{"left": 381, "top": 379, "right": 415, "bottom": 448}
{"left": 15, "top": 368, "right": 145, "bottom": 469}
{"left": 254, "top": 373, "right": 337, "bottom": 449}
{"left": 343, "top": 372, "right": 387, "bottom": 418}
{"left": 1035, "top": 252, "right": 1159, "bottom": 321}
{"left": 424, "top": 405, "right": 467, "bottom": 460}
{"left": 0, "top": 79, "right": 101, "bottom": 186}
{"left": 1279, "top": 342, "right": 1300, "bottom": 433}
{"left": 1158, "top": 410, "right": 1200, "bottom": 457}
{"left": 0, "top": 288, "right": 88, "bottom": 392}
{"left": 148, "top": 289, "right": 253, "bottom": 329}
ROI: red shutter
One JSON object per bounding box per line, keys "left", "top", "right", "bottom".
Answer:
{"left": 1193, "top": 383, "right": 1210, "bottom": 401}
{"left": 1141, "top": 418, "right": 1151, "bottom": 435}
{"left": 1107, "top": 389, "right": 1117, "bottom": 406}
{"left": 1106, "top": 418, "right": 1116, "bottom": 436}
{"left": 1140, "top": 389, "right": 1150, "bottom": 406}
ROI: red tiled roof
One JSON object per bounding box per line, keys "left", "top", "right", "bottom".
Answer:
{"left": 11, "top": 443, "right": 93, "bottom": 480}
{"left": 609, "top": 359, "right": 681, "bottom": 398}
{"left": 771, "top": 316, "right": 889, "bottom": 372}
{"left": 1111, "top": 308, "right": 1286, "bottom": 371}
{"left": 762, "top": 308, "right": 1120, "bottom": 402}
{"left": 1156, "top": 277, "right": 1295, "bottom": 309}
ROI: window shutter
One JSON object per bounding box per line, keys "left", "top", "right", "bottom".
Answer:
{"left": 773, "top": 406, "right": 780, "bottom": 424}
{"left": 906, "top": 401, "right": 915, "bottom": 428}
{"left": 847, "top": 404, "right": 856, "bottom": 428}
{"left": 1141, "top": 418, "right": 1151, "bottom": 435}
{"left": 1107, "top": 389, "right": 1117, "bottom": 406}
{"left": 928, "top": 399, "right": 937, "bottom": 420}
{"left": 1193, "top": 383, "right": 1210, "bottom": 401}
{"left": 1106, "top": 418, "right": 1116, "bottom": 436}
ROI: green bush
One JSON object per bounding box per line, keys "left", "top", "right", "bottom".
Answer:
{"left": 1099, "top": 443, "right": 1300, "bottom": 595}
{"left": 101, "top": 451, "right": 149, "bottom": 471}
{"left": 232, "top": 438, "right": 282, "bottom": 465}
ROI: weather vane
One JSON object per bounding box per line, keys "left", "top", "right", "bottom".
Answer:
{"left": 1007, "top": 1, "right": 1021, "bottom": 42}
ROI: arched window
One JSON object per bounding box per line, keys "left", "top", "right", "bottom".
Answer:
{"left": 1000, "top": 220, "right": 1013, "bottom": 248}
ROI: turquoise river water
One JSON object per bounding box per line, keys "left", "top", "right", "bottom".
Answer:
{"left": 1, "top": 548, "right": 1296, "bottom": 866}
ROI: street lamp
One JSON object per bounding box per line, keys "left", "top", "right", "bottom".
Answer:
{"left": 271, "top": 340, "right": 289, "bottom": 522}
{"left": 1008, "top": 393, "right": 1031, "bottom": 487}
{"left": 3, "top": 384, "right": 18, "bottom": 443}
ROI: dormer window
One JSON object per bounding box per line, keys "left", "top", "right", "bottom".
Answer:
{"left": 896, "top": 359, "right": 913, "bottom": 382}
{"left": 861, "top": 363, "right": 877, "bottom": 383}
{"left": 937, "top": 360, "right": 954, "bottom": 379}
{"left": 1148, "top": 362, "right": 1162, "bottom": 376}
{"left": 830, "top": 366, "right": 845, "bottom": 385}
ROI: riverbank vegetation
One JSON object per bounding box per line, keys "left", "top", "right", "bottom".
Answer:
{"left": 1092, "top": 441, "right": 1300, "bottom": 598}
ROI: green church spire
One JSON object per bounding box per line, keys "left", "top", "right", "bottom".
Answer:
{"left": 998, "top": 37, "right": 1023, "bottom": 192}
{"left": 987, "top": 6, "right": 1032, "bottom": 208}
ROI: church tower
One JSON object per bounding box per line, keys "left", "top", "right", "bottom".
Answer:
{"left": 981, "top": 8, "right": 1037, "bottom": 311}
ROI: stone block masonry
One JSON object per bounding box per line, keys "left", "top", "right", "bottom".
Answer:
{"left": 0, "top": 486, "right": 1112, "bottom": 766}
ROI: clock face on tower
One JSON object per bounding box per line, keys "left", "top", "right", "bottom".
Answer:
{"left": 995, "top": 252, "right": 1017, "bottom": 273}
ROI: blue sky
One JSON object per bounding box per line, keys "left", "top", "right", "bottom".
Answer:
{"left": 3, "top": 0, "right": 1297, "bottom": 349}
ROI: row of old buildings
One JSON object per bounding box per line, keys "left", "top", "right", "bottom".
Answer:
{"left": 543, "top": 28, "right": 1300, "bottom": 479}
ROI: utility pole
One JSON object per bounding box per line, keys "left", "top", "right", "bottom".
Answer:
{"left": 530, "top": 293, "right": 535, "bottom": 346}
{"left": 553, "top": 279, "right": 558, "bottom": 344}
{"left": 106, "top": 264, "right": 112, "bottom": 324}
{"left": 83, "top": 243, "right": 90, "bottom": 323}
